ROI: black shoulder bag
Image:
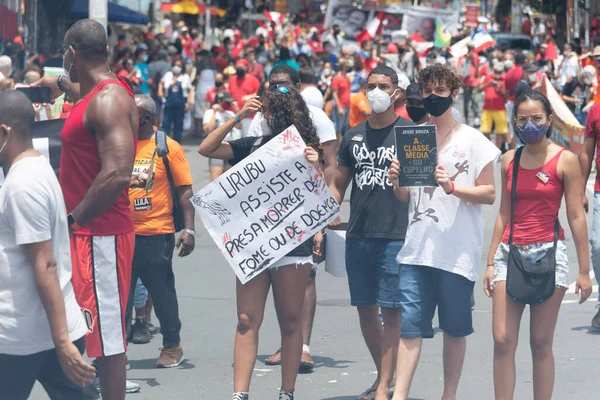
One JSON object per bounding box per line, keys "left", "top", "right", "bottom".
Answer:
{"left": 155, "top": 130, "right": 185, "bottom": 232}
{"left": 506, "top": 147, "right": 558, "bottom": 305}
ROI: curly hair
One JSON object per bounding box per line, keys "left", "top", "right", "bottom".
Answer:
{"left": 417, "top": 63, "right": 463, "bottom": 93}
{"left": 261, "top": 86, "right": 321, "bottom": 152}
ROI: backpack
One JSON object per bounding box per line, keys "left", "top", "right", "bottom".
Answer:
{"left": 156, "top": 130, "right": 185, "bottom": 232}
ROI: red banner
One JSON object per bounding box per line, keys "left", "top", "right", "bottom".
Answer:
{"left": 464, "top": 4, "right": 479, "bottom": 27}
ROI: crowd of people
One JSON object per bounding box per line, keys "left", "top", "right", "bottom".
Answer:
{"left": 2, "top": 8, "right": 600, "bottom": 400}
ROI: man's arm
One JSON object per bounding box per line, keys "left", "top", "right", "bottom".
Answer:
{"left": 24, "top": 240, "right": 96, "bottom": 387}
{"left": 31, "top": 75, "right": 81, "bottom": 103}
{"left": 321, "top": 140, "right": 337, "bottom": 185}
{"left": 436, "top": 161, "right": 496, "bottom": 205}
{"left": 580, "top": 136, "right": 596, "bottom": 211}
{"left": 176, "top": 185, "right": 195, "bottom": 257}
{"left": 329, "top": 164, "right": 353, "bottom": 204}
{"left": 71, "top": 86, "right": 136, "bottom": 226}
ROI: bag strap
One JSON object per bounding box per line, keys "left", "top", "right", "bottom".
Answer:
{"left": 155, "top": 130, "right": 169, "bottom": 157}
{"left": 508, "top": 147, "right": 524, "bottom": 245}
{"left": 155, "top": 130, "right": 179, "bottom": 212}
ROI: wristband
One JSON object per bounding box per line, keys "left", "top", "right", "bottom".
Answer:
{"left": 57, "top": 75, "right": 66, "bottom": 93}
{"left": 233, "top": 115, "right": 241, "bottom": 124}
{"left": 183, "top": 229, "right": 196, "bottom": 236}
{"left": 446, "top": 182, "right": 455, "bottom": 195}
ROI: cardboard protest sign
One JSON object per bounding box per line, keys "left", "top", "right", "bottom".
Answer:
{"left": 395, "top": 125, "right": 437, "bottom": 187}
{"left": 0, "top": 118, "right": 65, "bottom": 186}
{"left": 192, "top": 126, "right": 341, "bottom": 284}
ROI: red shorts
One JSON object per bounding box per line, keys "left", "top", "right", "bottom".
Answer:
{"left": 70, "top": 232, "right": 134, "bottom": 358}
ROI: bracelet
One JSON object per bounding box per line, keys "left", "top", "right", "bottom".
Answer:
{"left": 183, "top": 229, "right": 196, "bottom": 236}
{"left": 446, "top": 182, "right": 455, "bottom": 195}
{"left": 57, "top": 75, "right": 66, "bottom": 93}
{"left": 487, "top": 264, "right": 494, "bottom": 267}
{"left": 233, "top": 115, "right": 241, "bottom": 124}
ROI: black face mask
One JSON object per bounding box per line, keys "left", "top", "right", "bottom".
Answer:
{"left": 422, "top": 94, "right": 453, "bottom": 117}
{"left": 406, "top": 106, "right": 428, "bottom": 123}
{"left": 236, "top": 68, "right": 246, "bottom": 78}
{"left": 215, "top": 81, "right": 224, "bottom": 88}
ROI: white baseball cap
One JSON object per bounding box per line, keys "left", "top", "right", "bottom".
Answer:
{"left": 397, "top": 73, "right": 410, "bottom": 90}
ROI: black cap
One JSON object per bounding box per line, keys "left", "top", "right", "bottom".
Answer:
{"left": 515, "top": 53, "right": 526, "bottom": 65}
{"left": 523, "top": 63, "right": 539, "bottom": 73}
{"left": 406, "top": 83, "right": 421, "bottom": 102}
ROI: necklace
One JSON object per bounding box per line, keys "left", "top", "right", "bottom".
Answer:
{"left": 437, "top": 121, "right": 459, "bottom": 151}
{"left": 94, "top": 71, "right": 114, "bottom": 86}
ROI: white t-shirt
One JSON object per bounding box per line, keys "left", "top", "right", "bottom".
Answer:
{"left": 247, "top": 104, "right": 336, "bottom": 144}
{"left": 0, "top": 156, "right": 87, "bottom": 355}
{"left": 161, "top": 71, "right": 192, "bottom": 92}
{"left": 203, "top": 108, "right": 242, "bottom": 142}
{"left": 301, "top": 86, "right": 325, "bottom": 110}
{"left": 396, "top": 125, "right": 500, "bottom": 282}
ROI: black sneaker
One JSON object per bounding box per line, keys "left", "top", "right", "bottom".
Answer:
{"left": 131, "top": 318, "right": 151, "bottom": 344}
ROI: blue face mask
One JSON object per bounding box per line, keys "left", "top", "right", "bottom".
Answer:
{"left": 515, "top": 120, "right": 549, "bottom": 143}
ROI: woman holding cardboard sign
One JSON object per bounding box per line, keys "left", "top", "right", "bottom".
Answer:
{"left": 198, "top": 87, "right": 322, "bottom": 400}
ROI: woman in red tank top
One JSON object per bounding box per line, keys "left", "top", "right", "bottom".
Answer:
{"left": 485, "top": 91, "right": 592, "bottom": 399}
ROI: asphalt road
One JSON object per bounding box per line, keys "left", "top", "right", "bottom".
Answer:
{"left": 31, "top": 124, "right": 600, "bottom": 400}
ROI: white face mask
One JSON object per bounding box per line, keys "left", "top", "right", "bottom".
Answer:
{"left": 322, "top": 68, "right": 332, "bottom": 76}
{"left": 367, "top": 87, "right": 397, "bottom": 114}
{"left": 172, "top": 66, "right": 182, "bottom": 75}
{"left": 0, "top": 127, "right": 10, "bottom": 165}
{"left": 528, "top": 73, "right": 537, "bottom": 82}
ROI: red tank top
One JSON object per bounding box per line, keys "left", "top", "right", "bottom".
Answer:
{"left": 502, "top": 149, "right": 566, "bottom": 245}
{"left": 60, "top": 78, "right": 137, "bottom": 236}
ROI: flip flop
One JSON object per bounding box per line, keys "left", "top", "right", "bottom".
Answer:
{"left": 357, "top": 386, "right": 377, "bottom": 400}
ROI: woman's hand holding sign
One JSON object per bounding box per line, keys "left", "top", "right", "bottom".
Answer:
{"left": 304, "top": 147, "right": 320, "bottom": 170}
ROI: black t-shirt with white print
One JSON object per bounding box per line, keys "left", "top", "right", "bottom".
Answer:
{"left": 338, "top": 117, "right": 412, "bottom": 240}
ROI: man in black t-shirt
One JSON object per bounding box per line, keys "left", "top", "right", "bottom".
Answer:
{"left": 330, "top": 66, "right": 412, "bottom": 400}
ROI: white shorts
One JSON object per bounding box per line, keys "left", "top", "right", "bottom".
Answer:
{"left": 492, "top": 241, "right": 569, "bottom": 289}
{"left": 270, "top": 256, "right": 315, "bottom": 270}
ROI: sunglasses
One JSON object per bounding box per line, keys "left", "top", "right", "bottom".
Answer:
{"left": 58, "top": 44, "right": 72, "bottom": 57}
{"left": 268, "top": 84, "right": 290, "bottom": 94}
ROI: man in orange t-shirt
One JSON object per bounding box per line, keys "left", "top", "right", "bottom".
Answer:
{"left": 126, "top": 95, "right": 196, "bottom": 368}
{"left": 349, "top": 81, "right": 371, "bottom": 127}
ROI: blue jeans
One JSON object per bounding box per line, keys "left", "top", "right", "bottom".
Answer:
{"left": 345, "top": 238, "right": 404, "bottom": 309}
{"left": 126, "top": 234, "right": 181, "bottom": 347}
{"left": 161, "top": 106, "right": 185, "bottom": 143}
{"left": 332, "top": 107, "right": 349, "bottom": 134}
{"left": 398, "top": 265, "right": 475, "bottom": 338}
{"left": 591, "top": 192, "right": 600, "bottom": 301}
{"left": 133, "top": 279, "right": 148, "bottom": 309}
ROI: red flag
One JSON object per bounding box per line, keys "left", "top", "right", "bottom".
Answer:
{"left": 355, "top": 11, "right": 384, "bottom": 42}
{"left": 411, "top": 31, "right": 434, "bottom": 57}
{"left": 545, "top": 40, "right": 558, "bottom": 61}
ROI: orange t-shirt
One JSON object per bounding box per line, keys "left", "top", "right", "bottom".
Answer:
{"left": 349, "top": 92, "right": 371, "bottom": 127}
{"left": 129, "top": 135, "right": 193, "bottom": 236}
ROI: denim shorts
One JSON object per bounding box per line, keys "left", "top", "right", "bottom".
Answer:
{"left": 345, "top": 238, "right": 404, "bottom": 309}
{"left": 492, "top": 241, "right": 569, "bottom": 288}
{"left": 398, "top": 264, "right": 475, "bottom": 338}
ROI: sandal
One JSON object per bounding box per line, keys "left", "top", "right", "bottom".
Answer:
{"left": 357, "top": 386, "right": 377, "bottom": 400}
